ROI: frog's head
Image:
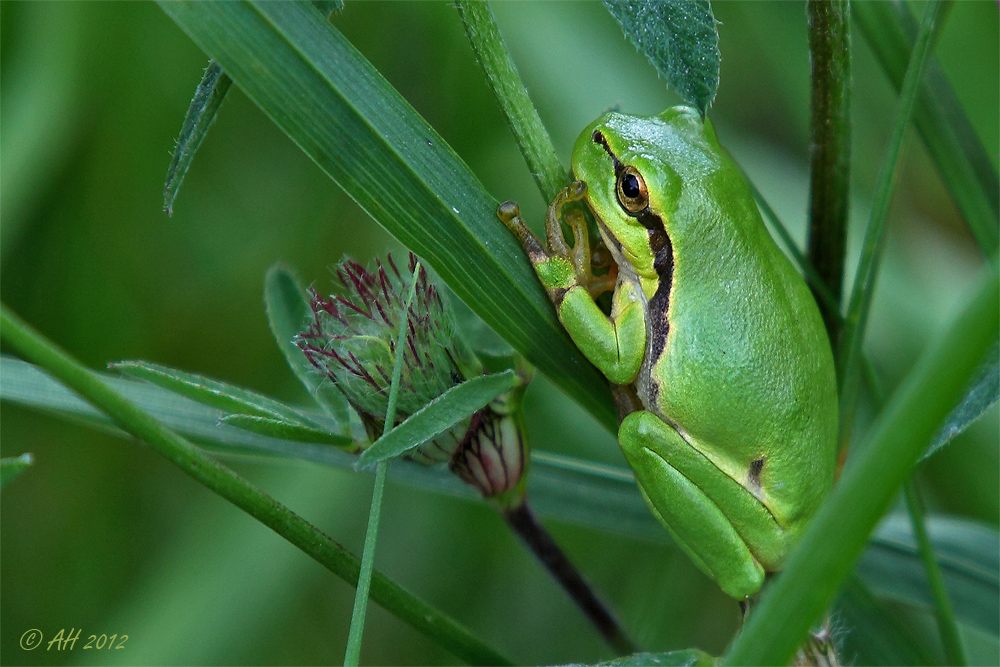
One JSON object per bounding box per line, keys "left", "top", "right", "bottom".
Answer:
{"left": 571, "top": 106, "right": 719, "bottom": 281}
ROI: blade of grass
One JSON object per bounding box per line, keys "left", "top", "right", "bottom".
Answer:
{"left": 904, "top": 479, "right": 967, "bottom": 665}
{"left": 837, "top": 0, "right": 946, "bottom": 445}
{"left": 854, "top": 0, "right": 999, "bottom": 258}
{"left": 344, "top": 261, "right": 420, "bottom": 667}
{"left": 456, "top": 0, "right": 566, "bottom": 204}
{"left": 806, "top": 0, "right": 851, "bottom": 343}
{"left": 357, "top": 370, "right": 519, "bottom": 468}
{"left": 722, "top": 264, "right": 999, "bottom": 666}
{"left": 157, "top": 0, "right": 616, "bottom": 432}
{"left": 0, "top": 303, "right": 512, "bottom": 667}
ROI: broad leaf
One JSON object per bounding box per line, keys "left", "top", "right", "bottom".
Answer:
{"left": 835, "top": 575, "right": 938, "bottom": 666}
{"left": 859, "top": 514, "right": 999, "bottom": 636}
{"left": 357, "top": 370, "right": 520, "bottom": 468}
{"left": 1, "top": 453, "right": 34, "bottom": 488}
{"left": 603, "top": 0, "right": 720, "bottom": 117}
{"left": 157, "top": 0, "right": 617, "bottom": 432}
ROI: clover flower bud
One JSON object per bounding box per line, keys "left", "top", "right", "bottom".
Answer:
{"left": 297, "top": 253, "right": 526, "bottom": 499}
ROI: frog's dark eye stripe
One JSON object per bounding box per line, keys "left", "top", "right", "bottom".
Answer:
{"left": 591, "top": 130, "right": 624, "bottom": 176}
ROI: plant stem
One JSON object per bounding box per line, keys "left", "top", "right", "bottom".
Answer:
{"left": 344, "top": 262, "right": 422, "bottom": 666}
{"left": 0, "top": 302, "right": 512, "bottom": 667}
{"left": 722, "top": 264, "right": 998, "bottom": 667}
{"left": 344, "top": 460, "right": 387, "bottom": 667}
{"left": 456, "top": 0, "right": 567, "bottom": 203}
{"left": 806, "top": 0, "right": 851, "bottom": 344}
{"left": 903, "top": 479, "right": 967, "bottom": 666}
{"left": 502, "top": 501, "right": 638, "bottom": 656}
{"left": 836, "top": 0, "right": 945, "bottom": 446}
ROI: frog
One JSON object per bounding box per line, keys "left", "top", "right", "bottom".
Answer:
{"left": 498, "top": 106, "right": 838, "bottom": 600}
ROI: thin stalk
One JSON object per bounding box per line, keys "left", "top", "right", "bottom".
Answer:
{"left": 806, "top": 0, "right": 851, "bottom": 344}
{"left": 344, "top": 262, "right": 422, "bottom": 666}
{"left": 903, "top": 479, "right": 967, "bottom": 666}
{"left": 456, "top": 0, "right": 567, "bottom": 203}
{"left": 0, "top": 302, "right": 512, "bottom": 667}
{"left": 837, "top": 0, "right": 946, "bottom": 445}
{"left": 723, "top": 264, "right": 998, "bottom": 666}
{"left": 502, "top": 501, "right": 638, "bottom": 656}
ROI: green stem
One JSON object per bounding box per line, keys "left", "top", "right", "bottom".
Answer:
{"left": 344, "top": 262, "right": 422, "bottom": 666}
{"left": 903, "top": 479, "right": 967, "bottom": 666}
{"left": 344, "top": 461, "right": 388, "bottom": 666}
{"left": 806, "top": 0, "right": 851, "bottom": 344}
{"left": 722, "top": 264, "right": 998, "bottom": 667}
{"left": 837, "top": 0, "right": 945, "bottom": 445}
{"left": 456, "top": 0, "right": 567, "bottom": 203}
{"left": 0, "top": 302, "right": 512, "bottom": 667}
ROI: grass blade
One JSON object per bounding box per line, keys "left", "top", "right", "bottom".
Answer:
{"left": 263, "top": 263, "right": 351, "bottom": 427}
{"left": 854, "top": 0, "right": 999, "bottom": 258}
{"left": 723, "top": 265, "right": 999, "bottom": 666}
{"left": 0, "top": 304, "right": 512, "bottom": 666}
{"left": 837, "top": 0, "right": 946, "bottom": 443}
{"left": 344, "top": 261, "right": 420, "bottom": 666}
{"left": 602, "top": 0, "right": 720, "bottom": 118}
{"left": 1, "top": 453, "right": 34, "bottom": 488}
{"left": 157, "top": 0, "right": 616, "bottom": 432}
{"left": 904, "top": 480, "right": 967, "bottom": 665}
{"left": 357, "top": 370, "right": 520, "bottom": 468}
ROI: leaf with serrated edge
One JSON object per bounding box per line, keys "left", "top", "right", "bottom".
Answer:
{"left": 603, "top": 0, "right": 720, "bottom": 117}
{"left": 358, "top": 371, "right": 520, "bottom": 468}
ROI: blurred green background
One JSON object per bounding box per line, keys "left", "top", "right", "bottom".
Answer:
{"left": 1, "top": 1, "right": 997, "bottom": 665}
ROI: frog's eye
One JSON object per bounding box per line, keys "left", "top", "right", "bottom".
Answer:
{"left": 616, "top": 167, "right": 648, "bottom": 214}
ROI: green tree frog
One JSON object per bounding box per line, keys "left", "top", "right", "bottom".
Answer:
{"left": 499, "top": 106, "right": 838, "bottom": 600}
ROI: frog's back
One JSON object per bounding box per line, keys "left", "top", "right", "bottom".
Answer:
{"left": 640, "top": 110, "right": 837, "bottom": 534}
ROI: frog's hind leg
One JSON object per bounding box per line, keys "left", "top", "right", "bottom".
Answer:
{"left": 619, "top": 411, "right": 769, "bottom": 600}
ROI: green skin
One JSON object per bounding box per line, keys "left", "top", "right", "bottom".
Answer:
{"left": 499, "top": 106, "right": 838, "bottom": 600}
